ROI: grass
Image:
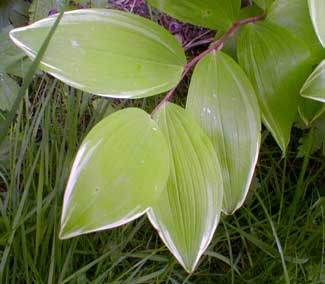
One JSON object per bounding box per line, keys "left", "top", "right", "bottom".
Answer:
{"left": 0, "top": 73, "right": 324, "bottom": 283}
{"left": 0, "top": 1, "right": 324, "bottom": 282}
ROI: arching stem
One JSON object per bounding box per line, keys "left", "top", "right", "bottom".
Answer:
{"left": 151, "top": 13, "right": 266, "bottom": 117}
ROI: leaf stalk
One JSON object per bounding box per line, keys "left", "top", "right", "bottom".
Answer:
{"left": 151, "top": 13, "right": 266, "bottom": 117}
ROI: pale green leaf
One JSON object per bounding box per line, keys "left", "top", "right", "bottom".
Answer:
{"left": 308, "top": 0, "right": 325, "bottom": 48}
{"left": 186, "top": 51, "right": 261, "bottom": 215}
{"left": 9, "top": 9, "right": 186, "bottom": 99}
{"left": 301, "top": 60, "right": 325, "bottom": 103}
{"left": 0, "top": 73, "right": 19, "bottom": 111}
{"left": 237, "top": 22, "right": 312, "bottom": 153}
{"left": 146, "top": 0, "right": 241, "bottom": 30}
{"left": 60, "top": 108, "right": 170, "bottom": 239}
{"left": 149, "top": 103, "right": 223, "bottom": 272}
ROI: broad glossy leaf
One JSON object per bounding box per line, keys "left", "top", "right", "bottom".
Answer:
{"left": 60, "top": 108, "right": 170, "bottom": 239}
{"left": 237, "top": 22, "right": 312, "bottom": 153}
{"left": 146, "top": 0, "right": 240, "bottom": 30}
{"left": 301, "top": 60, "right": 325, "bottom": 103}
{"left": 186, "top": 51, "right": 261, "bottom": 215}
{"left": 10, "top": 9, "right": 186, "bottom": 98}
{"left": 308, "top": 0, "right": 325, "bottom": 48}
{"left": 149, "top": 103, "right": 223, "bottom": 272}
{"left": 268, "top": 0, "right": 324, "bottom": 64}
{"left": 267, "top": 0, "right": 325, "bottom": 124}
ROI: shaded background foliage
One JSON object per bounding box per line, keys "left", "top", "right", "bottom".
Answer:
{"left": 0, "top": 0, "right": 324, "bottom": 283}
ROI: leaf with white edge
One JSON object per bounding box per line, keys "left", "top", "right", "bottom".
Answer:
{"left": 146, "top": 0, "right": 240, "bottom": 30}
{"left": 9, "top": 9, "right": 186, "bottom": 99}
{"left": 237, "top": 22, "right": 312, "bottom": 153}
{"left": 60, "top": 108, "right": 170, "bottom": 239}
{"left": 186, "top": 51, "right": 261, "bottom": 215}
{"left": 149, "top": 103, "right": 223, "bottom": 272}
{"left": 301, "top": 60, "right": 325, "bottom": 103}
{"left": 308, "top": 0, "right": 325, "bottom": 48}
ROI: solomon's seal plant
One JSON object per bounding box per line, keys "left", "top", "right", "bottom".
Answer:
{"left": 9, "top": 0, "right": 325, "bottom": 272}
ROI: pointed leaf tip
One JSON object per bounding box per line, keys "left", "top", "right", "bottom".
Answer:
{"left": 301, "top": 60, "right": 325, "bottom": 103}
{"left": 149, "top": 103, "right": 223, "bottom": 272}
{"left": 237, "top": 22, "right": 312, "bottom": 153}
{"left": 186, "top": 51, "right": 261, "bottom": 215}
{"left": 308, "top": 0, "right": 325, "bottom": 48}
{"left": 60, "top": 108, "right": 170, "bottom": 239}
{"left": 10, "top": 9, "right": 186, "bottom": 99}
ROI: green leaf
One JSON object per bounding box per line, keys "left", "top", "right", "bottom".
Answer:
{"left": 213, "top": 5, "right": 264, "bottom": 61}
{"left": 237, "top": 22, "right": 312, "bottom": 153}
{"left": 0, "top": 0, "right": 29, "bottom": 29}
{"left": 9, "top": 9, "right": 186, "bottom": 99}
{"left": 254, "top": 0, "right": 274, "bottom": 10}
{"left": 186, "top": 51, "right": 261, "bottom": 215}
{"left": 308, "top": 0, "right": 325, "bottom": 48}
{"left": 0, "top": 9, "right": 65, "bottom": 144}
{"left": 0, "top": 26, "right": 25, "bottom": 73}
{"left": 89, "top": 0, "right": 108, "bottom": 8}
{"left": 301, "top": 60, "right": 325, "bottom": 103}
{"left": 267, "top": 0, "right": 324, "bottom": 64}
{"left": 0, "top": 25, "right": 31, "bottom": 78}
{"left": 298, "top": 98, "right": 324, "bottom": 126}
{"left": 145, "top": 0, "right": 240, "bottom": 30}
{"left": 0, "top": 0, "right": 11, "bottom": 28}
{"left": 267, "top": 0, "right": 325, "bottom": 126}
{"left": 29, "top": 0, "right": 64, "bottom": 23}
{"left": 60, "top": 108, "right": 170, "bottom": 239}
{"left": 0, "top": 73, "right": 19, "bottom": 111}
{"left": 149, "top": 103, "right": 223, "bottom": 272}
{"left": 239, "top": 4, "right": 264, "bottom": 19}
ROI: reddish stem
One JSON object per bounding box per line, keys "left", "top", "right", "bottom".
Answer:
{"left": 151, "top": 13, "right": 265, "bottom": 117}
